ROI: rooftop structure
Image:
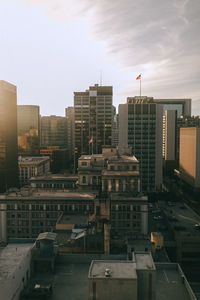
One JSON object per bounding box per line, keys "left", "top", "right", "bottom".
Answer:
{"left": 89, "top": 260, "right": 137, "bottom": 279}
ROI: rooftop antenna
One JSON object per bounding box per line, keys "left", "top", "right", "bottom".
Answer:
{"left": 100, "top": 70, "right": 102, "bottom": 86}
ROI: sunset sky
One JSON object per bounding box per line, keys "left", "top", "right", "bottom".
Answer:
{"left": 0, "top": 0, "right": 199, "bottom": 115}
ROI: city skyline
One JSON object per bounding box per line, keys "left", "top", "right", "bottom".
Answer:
{"left": 0, "top": 0, "right": 199, "bottom": 116}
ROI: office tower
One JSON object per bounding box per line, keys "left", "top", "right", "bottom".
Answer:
{"left": 40, "top": 115, "right": 67, "bottom": 148}
{"left": 74, "top": 84, "right": 113, "bottom": 160}
{"left": 179, "top": 127, "right": 200, "bottom": 189}
{"left": 112, "top": 106, "right": 119, "bottom": 146}
{"left": 154, "top": 98, "right": 191, "bottom": 117}
{"left": 0, "top": 80, "right": 18, "bottom": 192}
{"left": 119, "top": 96, "right": 163, "bottom": 192}
{"left": 17, "top": 105, "right": 40, "bottom": 155}
{"left": 65, "top": 107, "right": 74, "bottom": 162}
{"left": 163, "top": 110, "right": 177, "bottom": 172}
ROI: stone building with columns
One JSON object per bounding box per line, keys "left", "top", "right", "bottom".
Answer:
{"left": 78, "top": 146, "right": 140, "bottom": 193}
{"left": 78, "top": 146, "right": 148, "bottom": 236}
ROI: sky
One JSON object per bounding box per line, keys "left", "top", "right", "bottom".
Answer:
{"left": 0, "top": 0, "right": 199, "bottom": 116}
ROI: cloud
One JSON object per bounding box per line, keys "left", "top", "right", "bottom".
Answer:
{"left": 9, "top": 0, "right": 200, "bottom": 105}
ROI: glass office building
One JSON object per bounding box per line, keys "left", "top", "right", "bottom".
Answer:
{"left": 17, "top": 105, "right": 40, "bottom": 155}
{"left": 0, "top": 81, "right": 18, "bottom": 192}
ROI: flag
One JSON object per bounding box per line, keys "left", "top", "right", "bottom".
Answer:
{"left": 136, "top": 74, "right": 141, "bottom": 80}
{"left": 89, "top": 138, "right": 94, "bottom": 144}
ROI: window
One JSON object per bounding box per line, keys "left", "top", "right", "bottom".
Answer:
{"left": 82, "top": 161, "right": 87, "bottom": 166}
{"left": 82, "top": 176, "right": 86, "bottom": 184}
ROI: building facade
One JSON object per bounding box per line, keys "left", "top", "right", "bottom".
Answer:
{"left": 65, "top": 106, "right": 74, "bottom": 162}
{"left": 17, "top": 105, "right": 40, "bottom": 156}
{"left": 40, "top": 115, "right": 67, "bottom": 149}
{"left": 0, "top": 80, "right": 18, "bottom": 193}
{"left": 74, "top": 84, "right": 113, "bottom": 164}
{"left": 78, "top": 147, "right": 148, "bottom": 236}
{"left": 119, "top": 97, "right": 163, "bottom": 192}
{"left": 154, "top": 98, "right": 191, "bottom": 117}
{"left": 179, "top": 127, "right": 200, "bottom": 189}
{"left": 18, "top": 156, "right": 50, "bottom": 186}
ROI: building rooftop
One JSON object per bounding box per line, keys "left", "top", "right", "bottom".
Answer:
{"left": 18, "top": 156, "right": 49, "bottom": 164}
{"left": 155, "top": 263, "right": 196, "bottom": 300}
{"left": 57, "top": 214, "right": 88, "bottom": 225}
{"left": 0, "top": 190, "right": 96, "bottom": 200}
{"left": 88, "top": 260, "right": 137, "bottom": 279}
{"left": 30, "top": 174, "right": 78, "bottom": 181}
{"left": 36, "top": 232, "right": 57, "bottom": 241}
{"left": 0, "top": 244, "right": 33, "bottom": 282}
{"left": 110, "top": 193, "right": 148, "bottom": 201}
{"left": 134, "top": 252, "right": 156, "bottom": 270}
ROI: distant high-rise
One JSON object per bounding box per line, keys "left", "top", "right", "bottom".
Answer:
{"left": 0, "top": 80, "right": 18, "bottom": 192}
{"left": 112, "top": 106, "right": 118, "bottom": 147}
{"left": 154, "top": 98, "right": 191, "bottom": 117}
{"left": 17, "top": 105, "right": 40, "bottom": 155}
{"left": 162, "top": 110, "right": 177, "bottom": 172}
{"left": 65, "top": 107, "right": 74, "bottom": 162}
{"left": 119, "top": 96, "right": 163, "bottom": 192}
{"left": 74, "top": 84, "right": 113, "bottom": 160}
{"left": 40, "top": 115, "right": 67, "bottom": 149}
{"left": 179, "top": 127, "right": 200, "bottom": 189}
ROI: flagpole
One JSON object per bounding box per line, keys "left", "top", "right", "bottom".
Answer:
{"left": 140, "top": 75, "right": 141, "bottom": 98}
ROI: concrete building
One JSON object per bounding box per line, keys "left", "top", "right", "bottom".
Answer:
{"left": 65, "top": 106, "right": 74, "bottom": 163}
{"left": 119, "top": 96, "right": 163, "bottom": 192}
{"left": 154, "top": 98, "right": 191, "bottom": 117}
{"left": 179, "top": 127, "right": 200, "bottom": 189}
{"left": 0, "top": 190, "right": 95, "bottom": 241}
{"left": 30, "top": 174, "right": 77, "bottom": 190}
{"left": 78, "top": 146, "right": 140, "bottom": 193}
{"left": 88, "top": 260, "right": 138, "bottom": 300}
{"left": 74, "top": 84, "right": 113, "bottom": 166}
{"left": 0, "top": 244, "right": 33, "bottom": 300}
{"left": 0, "top": 80, "right": 18, "bottom": 193}
{"left": 18, "top": 156, "right": 50, "bottom": 186}
{"left": 78, "top": 146, "right": 148, "bottom": 237}
{"left": 17, "top": 105, "right": 40, "bottom": 156}
{"left": 40, "top": 115, "right": 67, "bottom": 149}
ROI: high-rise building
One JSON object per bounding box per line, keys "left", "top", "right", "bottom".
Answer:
{"left": 154, "top": 98, "right": 191, "bottom": 117}
{"left": 17, "top": 105, "right": 40, "bottom": 155}
{"left": 74, "top": 84, "right": 113, "bottom": 162}
{"left": 179, "top": 127, "right": 200, "bottom": 189}
{"left": 112, "top": 106, "right": 118, "bottom": 146}
{"left": 40, "top": 115, "right": 67, "bottom": 149}
{"left": 119, "top": 96, "right": 163, "bottom": 192}
{"left": 0, "top": 80, "right": 18, "bottom": 192}
{"left": 162, "top": 110, "right": 177, "bottom": 172}
{"left": 65, "top": 107, "right": 74, "bottom": 162}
